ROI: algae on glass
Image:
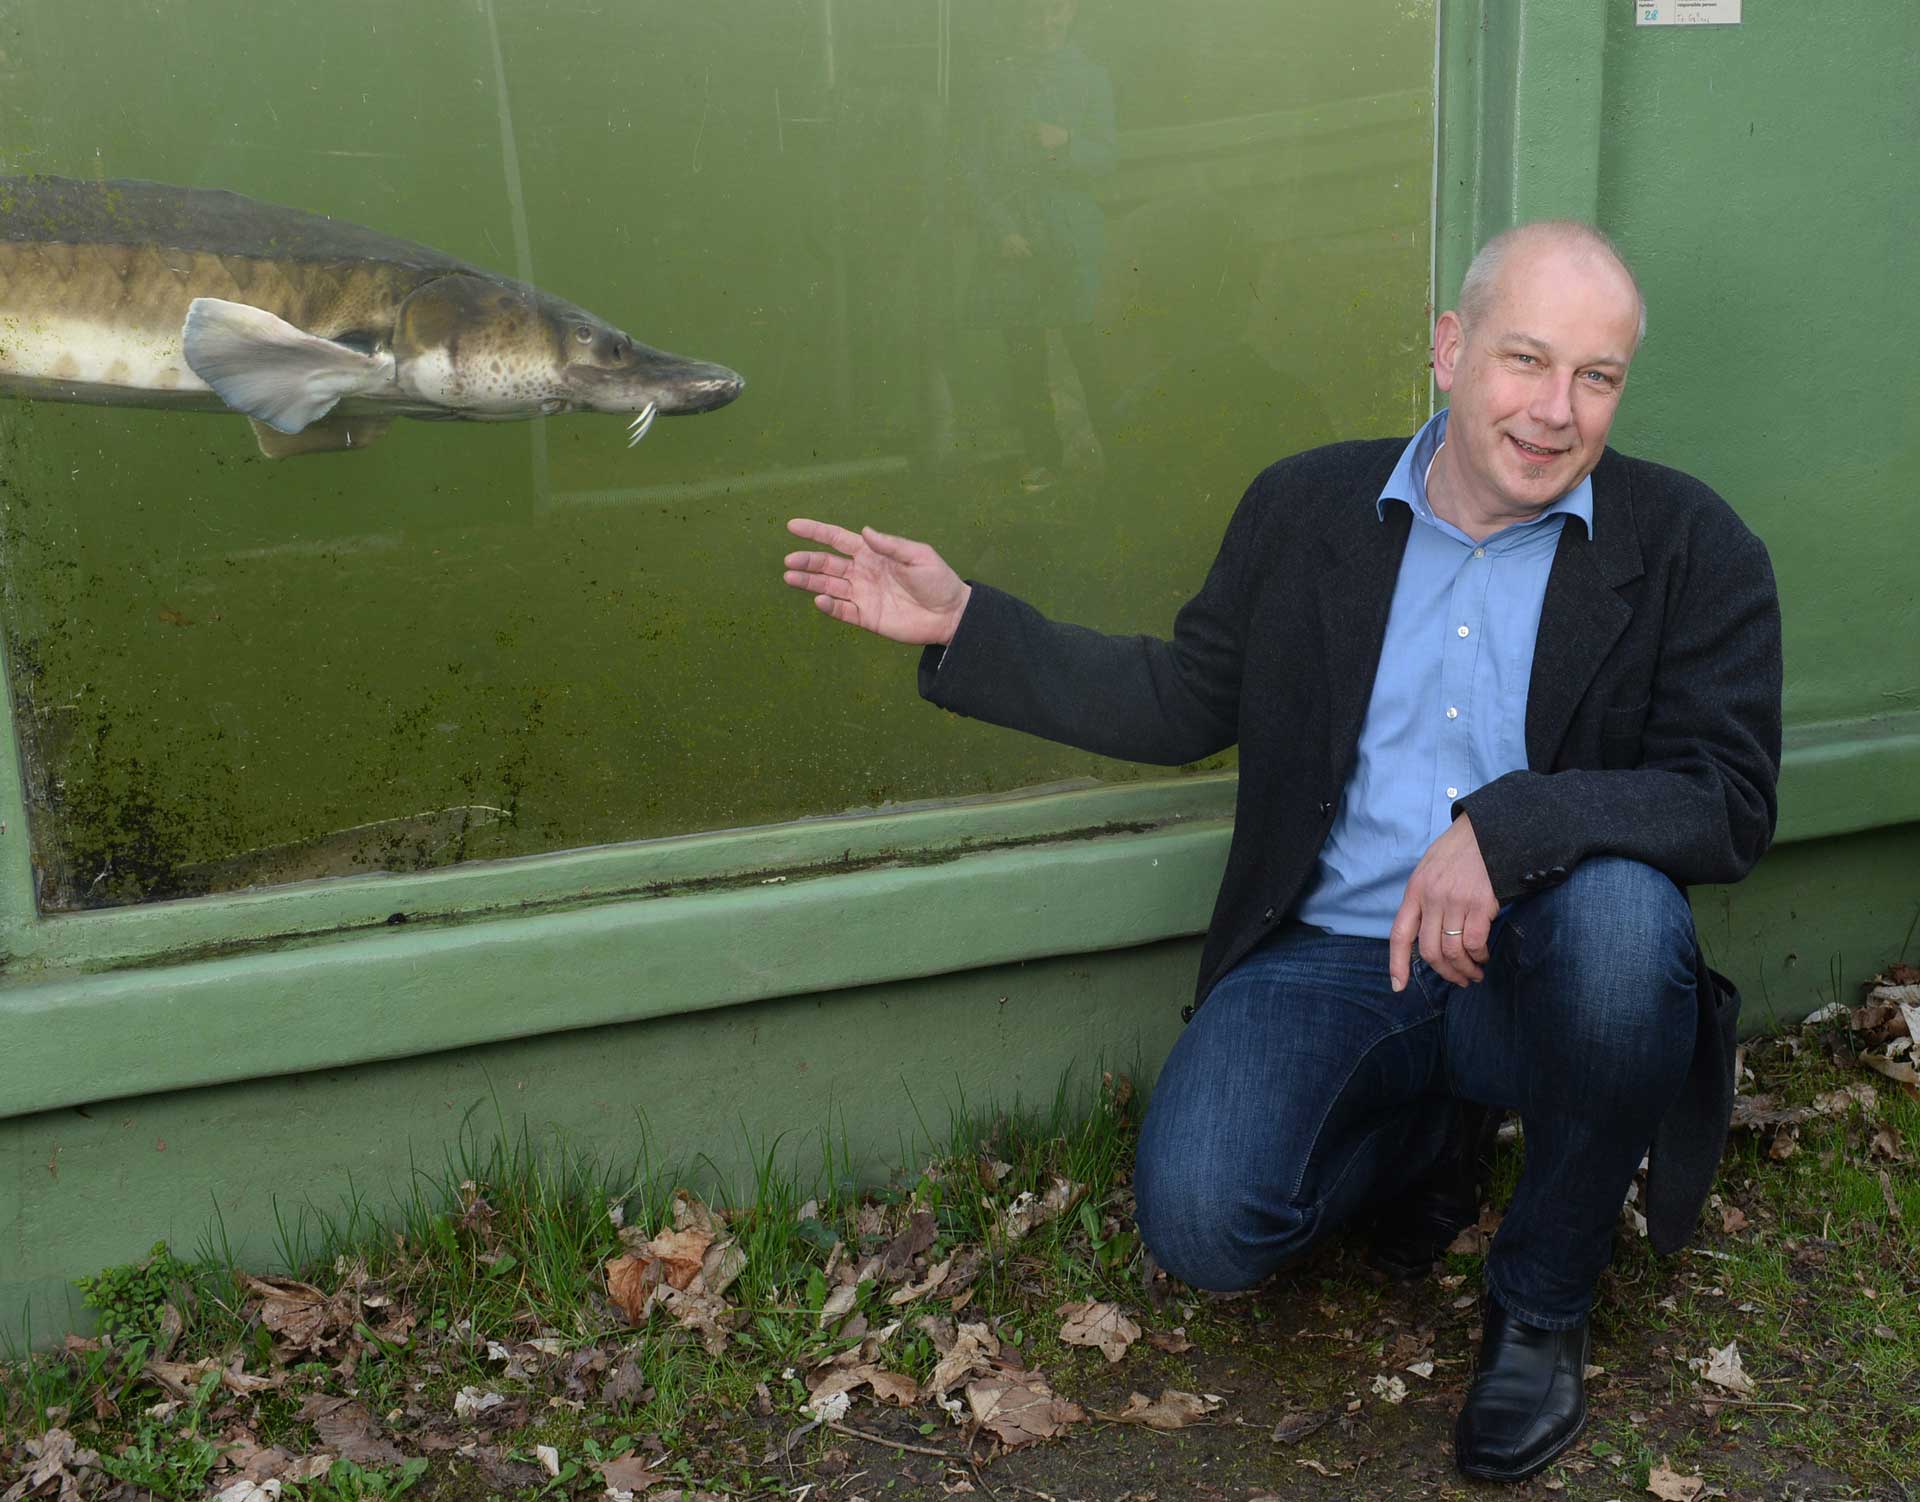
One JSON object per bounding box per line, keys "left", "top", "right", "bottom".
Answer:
{"left": 0, "top": 0, "right": 1433, "bottom": 908}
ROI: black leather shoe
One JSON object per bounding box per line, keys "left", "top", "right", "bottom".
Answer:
{"left": 1453, "top": 1299, "right": 1589, "bottom": 1481}
{"left": 1368, "top": 1101, "right": 1499, "bottom": 1280}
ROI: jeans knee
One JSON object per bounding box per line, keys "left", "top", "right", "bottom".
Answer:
{"left": 1136, "top": 1170, "right": 1305, "bottom": 1292}
{"left": 1511, "top": 858, "right": 1695, "bottom": 1083}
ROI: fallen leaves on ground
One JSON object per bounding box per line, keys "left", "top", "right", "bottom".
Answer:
{"left": 597, "top": 1455, "right": 667, "bottom": 1497}
{"left": 1057, "top": 1300, "right": 1141, "bottom": 1363}
{"left": 998, "top": 1177, "right": 1083, "bottom": 1244}
{"left": 965, "top": 1373, "right": 1087, "bottom": 1449}
{"left": 1271, "top": 1408, "right": 1331, "bottom": 1444}
{"left": 1689, "top": 1340, "right": 1757, "bottom": 1396}
{"left": 0, "top": 1429, "right": 102, "bottom": 1502}
{"left": 296, "top": 1394, "right": 407, "bottom": 1466}
{"left": 1091, "top": 1389, "right": 1223, "bottom": 1430}
{"left": 1647, "top": 1459, "right": 1706, "bottom": 1499}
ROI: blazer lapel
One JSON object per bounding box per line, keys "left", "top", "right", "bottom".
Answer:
{"left": 1526, "top": 452, "right": 1645, "bottom": 768}
{"left": 1317, "top": 500, "right": 1412, "bottom": 777}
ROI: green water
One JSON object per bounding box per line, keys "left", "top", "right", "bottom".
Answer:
{"left": 0, "top": 0, "right": 1433, "bottom": 909}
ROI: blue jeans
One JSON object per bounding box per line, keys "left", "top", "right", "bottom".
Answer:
{"left": 1134, "top": 857, "right": 1698, "bottom": 1328}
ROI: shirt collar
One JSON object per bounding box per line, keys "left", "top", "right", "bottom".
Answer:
{"left": 1376, "top": 408, "right": 1594, "bottom": 539}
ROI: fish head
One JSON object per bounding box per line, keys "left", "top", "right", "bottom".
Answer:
{"left": 390, "top": 274, "right": 743, "bottom": 423}
{"left": 545, "top": 304, "right": 745, "bottom": 419}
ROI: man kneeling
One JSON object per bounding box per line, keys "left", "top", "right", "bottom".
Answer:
{"left": 777, "top": 222, "right": 1782, "bottom": 1482}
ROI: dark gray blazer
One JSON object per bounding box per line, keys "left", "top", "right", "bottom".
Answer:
{"left": 920, "top": 437, "right": 1783, "bottom": 1253}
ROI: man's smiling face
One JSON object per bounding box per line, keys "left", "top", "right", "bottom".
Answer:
{"left": 1431, "top": 237, "right": 1643, "bottom": 532}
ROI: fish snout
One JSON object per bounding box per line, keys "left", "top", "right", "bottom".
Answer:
{"left": 650, "top": 359, "right": 744, "bottom": 416}
{"left": 572, "top": 346, "right": 744, "bottom": 418}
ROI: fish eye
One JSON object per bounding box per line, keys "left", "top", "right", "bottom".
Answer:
{"left": 574, "top": 324, "right": 594, "bottom": 344}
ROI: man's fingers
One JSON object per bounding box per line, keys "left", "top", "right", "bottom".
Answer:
{"left": 1387, "top": 902, "right": 1419, "bottom": 993}
{"left": 787, "top": 517, "right": 864, "bottom": 554}
{"left": 783, "top": 567, "right": 849, "bottom": 598}
{"left": 1464, "top": 910, "right": 1493, "bottom": 966}
{"left": 860, "top": 524, "right": 924, "bottom": 562}
{"left": 812, "top": 593, "right": 862, "bottom": 628}
{"left": 783, "top": 549, "right": 849, "bottom": 577}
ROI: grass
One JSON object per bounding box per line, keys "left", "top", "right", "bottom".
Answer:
{"left": 2, "top": 1030, "right": 1916, "bottom": 1502}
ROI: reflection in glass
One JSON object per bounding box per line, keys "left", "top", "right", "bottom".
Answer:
{"left": 0, "top": 0, "right": 1434, "bottom": 909}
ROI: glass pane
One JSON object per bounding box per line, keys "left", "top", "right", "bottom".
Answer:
{"left": 0, "top": 0, "right": 1434, "bottom": 909}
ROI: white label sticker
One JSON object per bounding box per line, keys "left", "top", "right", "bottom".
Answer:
{"left": 1636, "top": 0, "right": 1742, "bottom": 24}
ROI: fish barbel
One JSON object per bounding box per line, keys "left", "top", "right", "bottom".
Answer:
{"left": 0, "top": 174, "right": 743, "bottom": 457}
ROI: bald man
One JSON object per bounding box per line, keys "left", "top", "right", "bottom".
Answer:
{"left": 780, "top": 222, "right": 1781, "bottom": 1482}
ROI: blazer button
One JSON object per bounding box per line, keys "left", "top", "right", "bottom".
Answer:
{"left": 1317, "top": 800, "right": 1332, "bottom": 817}
{"left": 1522, "top": 870, "right": 1541, "bottom": 885}
{"left": 1180, "top": 1004, "right": 1195, "bottom": 1023}
{"left": 1548, "top": 864, "right": 1567, "bottom": 879}
{"left": 1263, "top": 907, "right": 1276, "bottom": 922}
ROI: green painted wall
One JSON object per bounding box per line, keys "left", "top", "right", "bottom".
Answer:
{"left": 5, "top": 1, "right": 1919, "bottom": 1344}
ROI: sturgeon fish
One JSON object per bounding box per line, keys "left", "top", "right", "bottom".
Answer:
{"left": 0, "top": 174, "right": 743, "bottom": 457}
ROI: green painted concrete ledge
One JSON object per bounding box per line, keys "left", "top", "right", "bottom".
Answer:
{"left": 2, "top": 713, "right": 1915, "bottom": 1122}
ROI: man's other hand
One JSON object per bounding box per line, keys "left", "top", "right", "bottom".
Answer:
{"left": 1389, "top": 814, "right": 1497, "bottom": 991}
{"left": 783, "top": 518, "right": 973, "bottom": 646}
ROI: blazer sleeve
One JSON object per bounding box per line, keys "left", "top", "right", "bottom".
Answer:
{"left": 915, "top": 481, "right": 1265, "bottom": 766}
{"left": 1457, "top": 519, "right": 1783, "bottom": 901}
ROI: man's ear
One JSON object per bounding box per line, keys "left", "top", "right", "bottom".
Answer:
{"left": 1432, "top": 310, "right": 1465, "bottom": 394}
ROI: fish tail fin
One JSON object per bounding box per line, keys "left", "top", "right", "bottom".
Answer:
{"left": 183, "top": 298, "right": 393, "bottom": 434}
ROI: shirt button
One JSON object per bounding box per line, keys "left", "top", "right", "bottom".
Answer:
{"left": 1457, "top": 624, "right": 1471, "bottom": 638}
{"left": 1446, "top": 706, "right": 1459, "bottom": 719}
{"left": 1446, "top": 786, "right": 1458, "bottom": 798}
{"left": 1262, "top": 907, "right": 1276, "bottom": 923}
{"left": 1473, "top": 547, "right": 1486, "bottom": 558}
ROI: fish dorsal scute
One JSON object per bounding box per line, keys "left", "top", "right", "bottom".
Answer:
{"left": 182, "top": 297, "right": 395, "bottom": 434}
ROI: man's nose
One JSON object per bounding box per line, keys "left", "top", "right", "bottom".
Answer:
{"left": 1529, "top": 370, "right": 1575, "bottom": 428}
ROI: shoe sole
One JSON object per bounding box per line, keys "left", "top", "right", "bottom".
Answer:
{"left": 1452, "top": 1408, "right": 1587, "bottom": 1483}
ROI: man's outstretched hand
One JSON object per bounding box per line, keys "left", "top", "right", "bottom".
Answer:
{"left": 783, "top": 518, "right": 972, "bottom": 646}
{"left": 1389, "top": 813, "right": 1498, "bottom": 991}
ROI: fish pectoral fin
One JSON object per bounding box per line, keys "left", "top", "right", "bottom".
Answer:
{"left": 183, "top": 298, "right": 393, "bottom": 434}
{"left": 248, "top": 415, "right": 394, "bottom": 458}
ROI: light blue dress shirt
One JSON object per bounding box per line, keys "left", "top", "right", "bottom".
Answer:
{"left": 1294, "top": 408, "right": 1593, "bottom": 938}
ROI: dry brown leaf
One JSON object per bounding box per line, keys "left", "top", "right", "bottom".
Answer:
{"left": 246, "top": 1276, "right": 353, "bottom": 1353}
{"left": 1057, "top": 1300, "right": 1142, "bottom": 1363}
{"left": 1811, "top": 1083, "right": 1878, "bottom": 1116}
{"left": 1647, "top": 1460, "right": 1705, "bottom": 1500}
{"left": 1270, "top": 1409, "right": 1330, "bottom": 1445}
{"left": 927, "top": 1321, "right": 1000, "bottom": 1396}
{"left": 1870, "top": 1127, "right": 1906, "bottom": 1161}
{"left": 999, "top": 1177, "right": 1082, "bottom": 1242}
{"left": 598, "top": 1456, "right": 666, "bottom": 1496}
{"left": 1693, "top": 1341, "right": 1756, "bottom": 1396}
{"left": 645, "top": 1227, "right": 713, "bottom": 1291}
{"left": 1145, "top": 1327, "right": 1195, "bottom": 1354}
{"left": 818, "top": 1282, "right": 860, "bottom": 1327}
{"left": 296, "top": 1395, "right": 406, "bottom": 1466}
{"left": 144, "top": 1356, "right": 282, "bottom": 1401}
{"left": 1720, "top": 1204, "right": 1749, "bottom": 1234}
{"left": 1879, "top": 1170, "right": 1904, "bottom": 1221}
{"left": 662, "top": 1286, "right": 739, "bottom": 1356}
{"left": 965, "top": 1375, "right": 1086, "bottom": 1448}
{"left": 879, "top": 1210, "right": 939, "bottom": 1279}
{"left": 1769, "top": 1128, "right": 1800, "bottom": 1161}
{"left": 1092, "top": 1389, "right": 1223, "bottom": 1430}
{"left": 888, "top": 1256, "right": 952, "bottom": 1307}
{"left": 865, "top": 1368, "right": 921, "bottom": 1407}
{"left": 700, "top": 1238, "right": 747, "bottom": 1300}
{"left": 604, "top": 1254, "right": 662, "bottom": 1325}
{"left": 1859, "top": 1053, "right": 1920, "bottom": 1087}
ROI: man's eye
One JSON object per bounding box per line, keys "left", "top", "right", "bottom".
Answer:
{"left": 1513, "top": 352, "right": 1536, "bottom": 364}
{"left": 1582, "top": 369, "right": 1613, "bottom": 385}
